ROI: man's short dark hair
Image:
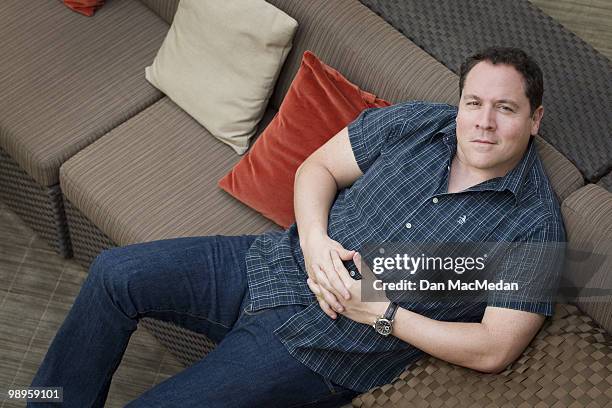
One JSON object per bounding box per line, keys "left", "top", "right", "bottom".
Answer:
{"left": 459, "top": 47, "right": 544, "bottom": 115}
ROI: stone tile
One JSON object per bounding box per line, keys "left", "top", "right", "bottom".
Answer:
{"left": 0, "top": 354, "right": 22, "bottom": 386}
{"left": 22, "top": 244, "right": 64, "bottom": 269}
{"left": 22, "top": 323, "right": 59, "bottom": 362}
{"left": 0, "top": 322, "right": 34, "bottom": 358}
{"left": 0, "top": 292, "right": 48, "bottom": 323}
{"left": 106, "top": 378, "right": 150, "bottom": 408}
{"left": 48, "top": 266, "right": 87, "bottom": 306}
{"left": 17, "top": 349, "right": 46, "bottom": 375}
{"left": 0, "top": 212, "right": 35, "bottom": 248}
{"left": 29, "top": 235, "right": 54, "bottom": 252}
{"left": 0, "top": 368, "right": 17, "bottom": 391}
{"left": 8, "top": 264, "right": 62, "bottom": 303}
{"left": 1, "top": 399, "right": 25, "bottom": 408}
{"left": 8, "top": 362, "right": 36, "bottom": 390}
{"left": 33, "top": 302, "right": 71, "bottom": 334}
{"left": 0, "top": 243, "right": 27, "bottom": 293}
{"left": 154, "top": 349, "right": 185, "bottom": 385}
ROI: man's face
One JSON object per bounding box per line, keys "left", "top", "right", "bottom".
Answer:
{"left": 455, "top": 61, "right": 543, "bottom": 178}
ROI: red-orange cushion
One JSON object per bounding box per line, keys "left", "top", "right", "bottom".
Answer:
{"left": 218, "top": 51, "right": 390, "bottom": 228}
{"left": 64, "top": 0, "right": 105, "bottom": 17}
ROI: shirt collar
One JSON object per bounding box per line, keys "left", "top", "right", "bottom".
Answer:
{"left": 495, "top": 136, "right": 537, "bottom": 200}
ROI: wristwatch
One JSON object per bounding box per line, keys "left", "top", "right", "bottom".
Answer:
{"left": 373, "top": 302, "right": 398, "bottom": 336}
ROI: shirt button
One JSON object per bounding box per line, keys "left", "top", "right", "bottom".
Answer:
{"left": 405, "top": 222, "right": 412, "bottom": 229}
{"left": 432, "top": 197, "right": 439, "bottom": 203}
{"left": 349, "top": 270, "right": 356, "bottom": 277}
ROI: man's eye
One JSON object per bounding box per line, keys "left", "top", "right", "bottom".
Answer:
{"left": 499, "top": 105, "right": 514, "bottom": 112}
{"left": 467, "top": 101, "right": 479, "bottom": 106}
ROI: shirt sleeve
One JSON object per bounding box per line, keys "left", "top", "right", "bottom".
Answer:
{"left": 347, "top": 101, "right": 458, "bottom": 174}
{"left": 347, "top": 103, "right": 410, "bottom": 174}
{"left": 487, "top": 216, "right": 567, "bottom": 316}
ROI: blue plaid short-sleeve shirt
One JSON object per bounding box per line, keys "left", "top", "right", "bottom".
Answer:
{"left": 245, "top": 101, "right": 565, "bottom": 392}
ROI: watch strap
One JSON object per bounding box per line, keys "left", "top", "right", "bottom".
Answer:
{"left": 383, "top": 302, "right": 398, "bottom": 320}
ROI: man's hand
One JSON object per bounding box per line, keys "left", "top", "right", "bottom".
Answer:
{"left": 308, "top": 252, "right": 387, "bottom": 324}
{"left": 301, "top": 230, "right": 355, "bottom": 317}
{"left": 294, "top": 126, "right": 363, "bottom": 317}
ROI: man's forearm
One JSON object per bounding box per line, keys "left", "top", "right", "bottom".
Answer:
{"left": 391, "top": 307, "right": 503, "bottom": 373}
{"left": 294, "top": 161, "right": 338, "bottom": 244}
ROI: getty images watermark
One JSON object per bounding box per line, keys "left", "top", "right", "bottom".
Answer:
{"left": 352, "top": 241, "right": 610, "bottom": 305}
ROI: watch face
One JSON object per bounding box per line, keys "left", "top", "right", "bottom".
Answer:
{"left": 375, "top": 319, "right": 392, "bottom": 336}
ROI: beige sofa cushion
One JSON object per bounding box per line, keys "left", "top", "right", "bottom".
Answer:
{"left": 561, "top": 184, "right": 612, "bottom": 334}
{"left": 60, "top": 98, "right": 279, "bottom": 246}
{"left": 0, "top": 0, "right": 168, "bottom": 187}
{"left": 145, "top": 0, "right": 297, "bottom": 154}
{"left": 534, "top": 137, "right": 584, "bottom": 202}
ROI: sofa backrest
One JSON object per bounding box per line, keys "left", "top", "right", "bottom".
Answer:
{"left": 561, "top": 184, "right": 612, "bottom": 334}
{"left": 268, "top": 0, "right": 458, "bottom": 107}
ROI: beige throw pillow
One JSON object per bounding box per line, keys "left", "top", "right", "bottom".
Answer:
{"left": 145, "top": 0, "right": 298, "bottom": 154}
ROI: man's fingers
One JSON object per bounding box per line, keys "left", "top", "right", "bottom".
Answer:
{"left": 313, "top": 265, "right": 343, "bottom": 304}
{"left": 306, "top": 278, "right": 320, "bottom": 295}
{"left": 313, "top": 267, "right": 345, "bottom": 313}
{"left": 318, "top": 298, "right": 337, "bottom": 319}
{"left": 336, "top": 263, "right": 354, "bottom": 288}
{"left": 330, "top": 251, "right": 351, "bottom": 300}
{"left": 321, "top": 286, "right": 344, "bottom": 313}
{"left": 307, "top": 278, "right": 338, "bottom": 319}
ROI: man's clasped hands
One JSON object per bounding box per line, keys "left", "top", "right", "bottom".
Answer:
{"left": 301, "top": 232, "right": 387, "bottom": 325}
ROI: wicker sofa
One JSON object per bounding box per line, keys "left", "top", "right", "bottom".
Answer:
{"left": 1, "top": 0, "right": 611, "bottom": 406}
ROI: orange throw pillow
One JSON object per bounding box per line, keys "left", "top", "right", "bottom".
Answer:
{"left": 64, "top": 0, "right": 105, "bottom": 17}
{"left": 218, "top": 51, "right": 391, "bottom": 228}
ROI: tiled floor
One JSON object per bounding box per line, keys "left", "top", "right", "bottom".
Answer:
{"left": 0, "top": 1, "right": 610, "bottom": 407}
{"left": 0, "top": 203, "right": 184, "bottom": 407}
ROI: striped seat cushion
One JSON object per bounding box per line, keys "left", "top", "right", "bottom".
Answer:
{"left": 561, "top": 184, "right": 612, "bottom": 334}
{"left": 0, "top": 0, "right": 168, "bottom": 187}
{"left": 60, "top": 98, "right": 280, "bottom": 246}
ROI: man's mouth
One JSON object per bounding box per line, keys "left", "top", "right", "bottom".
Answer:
{"left": 472, "top": 139, "right": 496, "bottom": 144}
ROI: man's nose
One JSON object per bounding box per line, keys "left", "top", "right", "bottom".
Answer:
{"left": 475, "top": 107, "right": 496, "bottom": 130}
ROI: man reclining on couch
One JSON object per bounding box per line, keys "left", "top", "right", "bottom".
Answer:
{"left": 30, "top": 47, "right": 565, "bottom": 408}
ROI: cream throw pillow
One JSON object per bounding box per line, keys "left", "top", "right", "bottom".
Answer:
{"left": 145, "top": 0, "right": 298, "bottom": 154}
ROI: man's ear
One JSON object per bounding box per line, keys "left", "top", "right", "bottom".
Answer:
{"left": 530, "top": 105, "right": 544, "bottom": 135}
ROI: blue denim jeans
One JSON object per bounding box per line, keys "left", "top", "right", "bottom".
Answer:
{"left": 29, "top": 235, "right": 358, "bottom": 407}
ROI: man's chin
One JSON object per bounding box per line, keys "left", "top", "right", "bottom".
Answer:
{"left": 462, "top": 156, "right": 504, "bottom": 174}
